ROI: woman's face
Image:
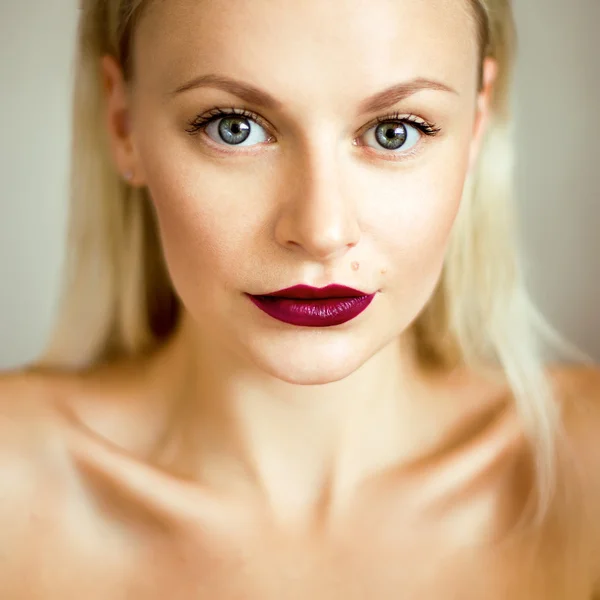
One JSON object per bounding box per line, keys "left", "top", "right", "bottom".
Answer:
{"left": 112, "top": 0, "right": 492, "bottom": 383}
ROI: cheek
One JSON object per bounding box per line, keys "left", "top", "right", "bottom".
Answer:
{"left": 139, "top": 146, "right": 265, "bottom": 301}
{"left": 368, "top": 151, "right": 470, "bottom": 284}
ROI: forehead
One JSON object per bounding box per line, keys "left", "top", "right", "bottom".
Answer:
{"left": 134, "top": 0, "right": 480, "bottom": 101}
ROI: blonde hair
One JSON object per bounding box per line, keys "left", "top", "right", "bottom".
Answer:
{"left": 41, "top": 0, "right": 589, "bottom": 521}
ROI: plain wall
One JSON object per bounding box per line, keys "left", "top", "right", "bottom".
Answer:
{"left": 0, "top": 0, "right": 598, "bottom": 369}
{"left": 513, "top": 0, "right": 600, "bottom": 360}
{"left": 0, "top": 1, "right": 77, "bottom": 368}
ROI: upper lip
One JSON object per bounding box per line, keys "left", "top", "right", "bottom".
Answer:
{"left": 257, "top": 284, "right": 370, "bottom": 299}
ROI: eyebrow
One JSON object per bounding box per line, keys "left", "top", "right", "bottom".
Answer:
{"left": 170, "top": 74, "right": 458, "bottom": 114}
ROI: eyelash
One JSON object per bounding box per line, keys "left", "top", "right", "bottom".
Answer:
{"left": 184, "top": 106, "right": 442, "bottom": 158}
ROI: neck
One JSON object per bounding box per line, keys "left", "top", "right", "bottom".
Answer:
{"left": 153, "top": 311, "right": 450, "bottom": 525}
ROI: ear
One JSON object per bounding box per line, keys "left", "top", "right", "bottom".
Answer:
{"left": 467, "top": 57, "right": 498, "bottom": 173}
{"left": 101, "top": 54, "right": 145, "bottom": 186}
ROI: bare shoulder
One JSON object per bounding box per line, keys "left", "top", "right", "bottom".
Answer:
{"left": 0, "top": 370, "right": 75, "bottom": 579}
{"left": 551, "top": 364, "right": 600, "bottom": 452}
{"left": 548, "top": 364, "right": 600, "bottom": 594}
{"left": 0, "top": 369, "right": 71, "bottom": 453}
{"left": 550, "top": 363, "right": 600, "bottom": 477}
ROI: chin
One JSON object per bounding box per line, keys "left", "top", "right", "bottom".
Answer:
{"left": 245, "top": 335, "right": 377, "bottom": 386}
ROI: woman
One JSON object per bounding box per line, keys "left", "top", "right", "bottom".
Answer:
{"left": 1, "top": 0, "right": 599, "bottom": 597}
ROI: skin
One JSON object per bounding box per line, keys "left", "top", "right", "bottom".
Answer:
{"left": 0, "top": 0, "right": 599, "bottom": 598}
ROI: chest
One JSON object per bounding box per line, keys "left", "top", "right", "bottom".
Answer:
{"left": 14, "top": 445, "right": 593, "bottom": 600}
{"left": 64, "top": 512, "right": 591, "bottom": 600}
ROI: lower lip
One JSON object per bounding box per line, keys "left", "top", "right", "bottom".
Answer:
{"left": 247, "top": 294, "right": 376, "bottom": 327}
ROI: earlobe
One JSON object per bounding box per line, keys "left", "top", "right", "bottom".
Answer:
{"left": 101, "top": 55, "right": 143, "bottom": 186}
{"left": 480, "top": 55, "right": 498, "bottom": 95}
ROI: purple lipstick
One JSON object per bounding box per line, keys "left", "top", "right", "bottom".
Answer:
{"left": 247, "top": 284, "right": 375, "bottom": 327}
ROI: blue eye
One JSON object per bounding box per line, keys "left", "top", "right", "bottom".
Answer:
{"left": 186, "top": 108, "right": 272, "bottom": 148}
{"left": 205, "top": 115, "right": 270, "bottom": 147}
{"left": 358, "top": 113, "right": 442, "bottom": 156}
{"left": 185, "top": 108, "right": 441, "bottom": 155}
{"left": 363, "top": 121, "right": 420, "bottom": 153}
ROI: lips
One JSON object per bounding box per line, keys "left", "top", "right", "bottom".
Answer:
{"left": 247, "top": 284, "right": 376, "bottom": 327}
{"left": 261, "top": 284, "right": 368, "bottom": 299}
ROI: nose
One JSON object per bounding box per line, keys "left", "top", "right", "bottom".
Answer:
{"left": 274, "top": 147, "right": 361, "bottom": 262}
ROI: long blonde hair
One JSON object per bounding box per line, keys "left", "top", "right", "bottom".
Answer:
{"left": 41, "top": 0, "right": 588, "bottom": 520}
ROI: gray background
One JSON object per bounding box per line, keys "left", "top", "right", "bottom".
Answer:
{"left": 0, "top": 0, "right": 598, "bottom": 369}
